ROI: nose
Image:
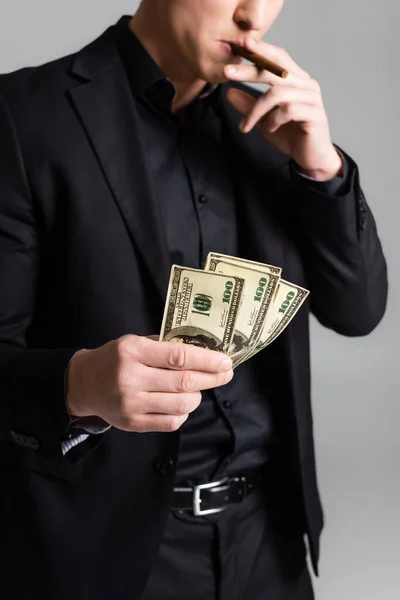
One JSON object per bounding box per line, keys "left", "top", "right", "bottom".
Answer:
{"left": 234, "top": 0, "right": 265, "bottom": 32}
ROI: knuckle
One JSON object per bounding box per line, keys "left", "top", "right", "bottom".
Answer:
{"left": 176, "top": 394, "right": 191, "bottom": 416}
{"left": 177, "top": 371, "right": 197, "bottom": 393}
{"left": 116, "top": 334, "right": 136, "bottom": 359}
{"left": 167, "top": 344, "right": 187, "bottom": 368}
{"left": 167, "top": 415, "right": 185, "bottom": 433}
{"left": 116, "top": 360, "right": 141, "bottom": 392}
{"left": 115, "top": 336, "right": 129, "bottom": 358}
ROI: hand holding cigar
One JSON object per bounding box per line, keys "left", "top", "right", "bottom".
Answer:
{"left": 224, "top": 38, "right": 343, "bottom": 181}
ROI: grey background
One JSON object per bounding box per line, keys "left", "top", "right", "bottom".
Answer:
{"left": 1, "top": 1, "right": 398, "bottom": 598}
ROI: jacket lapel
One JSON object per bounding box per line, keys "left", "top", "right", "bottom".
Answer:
{"left": 68, "top": 27, "right": 171, "bottom": 301}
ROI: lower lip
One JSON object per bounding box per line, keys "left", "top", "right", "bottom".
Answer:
{"left": 220, "top": 41, "right": 234, "bottom": 55}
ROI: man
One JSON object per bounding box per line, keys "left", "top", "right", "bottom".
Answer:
{"left": 0, "top": 1, "right": 387, "bottom": 599}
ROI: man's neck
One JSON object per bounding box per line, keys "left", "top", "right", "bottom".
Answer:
{"left": 128, "top": 10, "right": 208, "bottom": 113}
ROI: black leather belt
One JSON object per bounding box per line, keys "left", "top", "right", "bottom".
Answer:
{"left": 171, "top": 471, "right": 265, "bottom": 516}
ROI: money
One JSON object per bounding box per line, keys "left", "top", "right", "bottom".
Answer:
{"left": 204, "top": 253, "right": 280, "bottom": 366}
{"left": 205, "top": 253, "right": 282, "bottom": 278}
{"left": 160, "top": 265, "right": 245, "bottom": 353}
{"left": 236, "top": 279, "right": 309, "bottom": 365}
{"left": 160, "top": 257, "right": 309, "bottom": 366}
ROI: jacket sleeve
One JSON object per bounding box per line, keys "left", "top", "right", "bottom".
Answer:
{"left": 288, "top": 145, "right": 388, "bottom": 336}
{"left": 0, "top": 92, "right": 80, "bottom": 457}
{"left": 291, "top": 147, "right": 348, "bottom": 195}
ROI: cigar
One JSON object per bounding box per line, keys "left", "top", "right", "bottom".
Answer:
{"left": 231, "top": 44, "right": 288, "bottom": 79}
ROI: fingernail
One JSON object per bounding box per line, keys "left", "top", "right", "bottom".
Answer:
{"left": 225, "top": 66, "right": 237, "bottom": 76}
{"left": 226, "top": 369, "right": 234, "bottom": 382}
{"left": 221, "top": 357, "right": 232, "bottom": 371}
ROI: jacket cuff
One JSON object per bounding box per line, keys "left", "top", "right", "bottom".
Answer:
{"left": 289, "top": 146, "right": 368, "bottom": 242}
{"left": 290, "top": 147, "right": 350, "bottom": 196}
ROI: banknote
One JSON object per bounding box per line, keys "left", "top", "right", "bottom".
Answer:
{"left": 204, "top": 253, "right": 281, "bottom": 279}
{"left": 160, "top": 265, "right": 245, "bottom": 353}
{"left": 204, "top": 253, "right": 280, "bottom": 365}
{"left": 236, "top": 279, "right": 309, "bottom": 365}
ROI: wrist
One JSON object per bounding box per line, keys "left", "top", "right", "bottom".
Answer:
{"left": 296, "top": 148, "right": 343, "bottom": 181}
{"left": 66, "top": 349, "right": 94, "bottom": 418}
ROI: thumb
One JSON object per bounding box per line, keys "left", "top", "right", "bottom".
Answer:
{"left": 225, "top": 88, "right": 256, "bottom": 118}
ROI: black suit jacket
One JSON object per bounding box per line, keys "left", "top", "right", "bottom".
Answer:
{"left": 0, "top": 21, "right": 387, "bottom": 599}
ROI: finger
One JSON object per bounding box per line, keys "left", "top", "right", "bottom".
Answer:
{"left": 133, "top": 336, "right": 232, "bottom": 372}
{"left": 140, "top": 391, "right": 202, "bottom": 416}
{"left": 242, "top": 86, "right": 321, "bottom": 133}
{"left": 224, "top": 63, "right": 316, "bottom": 90}
{"left": 245, "top": 38, "right": 311, "bottom": 80}
{"left": 226, "top": 88, "right": 257, "bottom": 118}
{"left": 139, "top": 364, "right": 234, "bottom": 393}
{"left": 265, "top": 103, "right": 327, "bottom": 133}
{"left": 129, "top": 413, "right": 190, "bottom": 434}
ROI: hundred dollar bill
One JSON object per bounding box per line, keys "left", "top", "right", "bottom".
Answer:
{"left": 237, "top": 279, "right": 309, "bottom": 365}
{"left": 160, "top": 265, "right": 245, "bottom": 353}
{"left": 204, "top": 253, "right": 280, "bottom": 366}
{"left": 204, "top": 253, "right": 282, "bottom": 279}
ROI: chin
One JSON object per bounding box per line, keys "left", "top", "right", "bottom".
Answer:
{"left": 200, "top": 65, "right": 228, "bottom": 85}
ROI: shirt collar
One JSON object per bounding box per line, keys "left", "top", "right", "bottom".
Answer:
{"left": 199, "top": 82, "right": 219, "bottom": 99}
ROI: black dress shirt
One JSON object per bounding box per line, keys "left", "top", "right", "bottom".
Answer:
{"left": 109, "top": 16, "right": 349, "bottom": 485}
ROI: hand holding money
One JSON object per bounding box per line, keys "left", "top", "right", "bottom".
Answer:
{"left": 66, "top": 334, "right": 233, "bottom": 433}
{"left": 160, "top": 254, "right": 309, "bottom": 368}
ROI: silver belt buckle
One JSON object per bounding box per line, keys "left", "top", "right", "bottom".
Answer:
{"left": 193, "top": 478, "right": 230, "bottom": 516}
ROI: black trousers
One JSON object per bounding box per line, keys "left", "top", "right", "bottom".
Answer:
{"left": 141, "top": 474, "right": 315, "bottom": 600}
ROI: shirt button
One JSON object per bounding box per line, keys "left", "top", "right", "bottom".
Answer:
{"left": 198, "top": 194, "right": 207, "bottom": 204}
{"left": 155, "top": 456, "right": 175, "bottom": 475}
{"left": 223, "top": 400, "right": 232, "bottom": 409}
